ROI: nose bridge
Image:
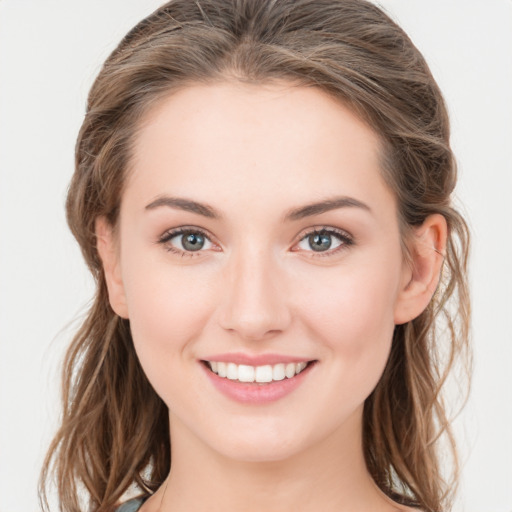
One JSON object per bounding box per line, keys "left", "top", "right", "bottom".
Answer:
{"left": 218, "top": 241, "right": 291, "bottom": 340}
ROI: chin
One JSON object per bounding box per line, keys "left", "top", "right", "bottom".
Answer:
{"left": 216, "top": 437, "right": 303, "bottom": 463}
{"left": 197, "top": 415, "right": 330, "bottom": 464}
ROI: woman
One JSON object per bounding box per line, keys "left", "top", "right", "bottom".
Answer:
{"left": 39, "top": 1, "right": 471, "bottom": 511}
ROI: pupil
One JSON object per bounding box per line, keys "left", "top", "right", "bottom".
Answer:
{"left": 309, "top": 233, "right": 331, "bottom": 251}
{"left": 183, "top": 233, "right": 204, "bottom": 251}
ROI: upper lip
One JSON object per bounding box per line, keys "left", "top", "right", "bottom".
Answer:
{"left": 201, "top": 352, "right": 315, "bottom": 366}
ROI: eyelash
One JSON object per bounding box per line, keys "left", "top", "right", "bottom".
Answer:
{"left": 294, "top": 226, "right": 354, "bottom": 258}
{"left": 158, "top": 227, "right": 215, "bottom": 258}
{"left": 157, "top": 226, "right": 354, "bottom": 258}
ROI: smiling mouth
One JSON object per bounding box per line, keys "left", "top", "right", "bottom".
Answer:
{"left": 202, "top": 360, "right": 316, "bottom": 384}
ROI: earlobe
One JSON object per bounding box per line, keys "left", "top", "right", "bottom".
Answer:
{"left": 95, "top": 217, "right": 129, "bottom": 319}
{"left": 394, "top": 214, "right": 447, "bottom": 325}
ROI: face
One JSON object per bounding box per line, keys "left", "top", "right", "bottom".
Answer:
{"left": 103, "top": 81, "right": 415, "bottom": 462}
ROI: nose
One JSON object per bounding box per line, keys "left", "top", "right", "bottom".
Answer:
{"left": 217, "top": 247, "right": 292, "bottom": 341}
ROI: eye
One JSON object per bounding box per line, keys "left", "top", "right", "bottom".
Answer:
{"left": 294, "top": 227, "right": 353, "bottom": 255}
{"left": 158, "top": 228, "right": 215, "bottom": 256}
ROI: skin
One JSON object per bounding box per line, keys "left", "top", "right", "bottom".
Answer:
{"left": 97, "top": 81, "right": 446, "bottom": 512}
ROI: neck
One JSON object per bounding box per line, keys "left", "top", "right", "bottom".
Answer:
{"left": 149, "top": 407, "right": 397, "bottom": 512}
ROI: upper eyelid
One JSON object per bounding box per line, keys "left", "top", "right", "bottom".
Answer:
{"left": 295, "top": 225, "right": 353, "bottom": 241}
{"left": 157, "top": 225, "right": 353, "bottom": 251}
{"left": 159, "top": 226, "right": 214, "bottom": 241}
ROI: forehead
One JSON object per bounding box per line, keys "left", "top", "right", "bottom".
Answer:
{"left": 126, "top": 81, "right": 395, "bottom": 217}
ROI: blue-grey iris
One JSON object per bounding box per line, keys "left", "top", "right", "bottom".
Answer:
{"left": 182, "top": 232, "right": 205, "bottom": 251}
{"left": 309, "top": 232, "right": 332, "bottom": 251}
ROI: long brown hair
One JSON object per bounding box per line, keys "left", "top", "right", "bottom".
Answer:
{"left": 40, "top": 1, "right": 471, "bottom": 511}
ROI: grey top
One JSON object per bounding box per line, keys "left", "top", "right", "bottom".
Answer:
{"left": 115, "top": 497, "right": 147, "bottom": 512}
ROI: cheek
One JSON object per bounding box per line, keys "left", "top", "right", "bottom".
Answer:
{"left": 294, "top": 258, "right": 401, "bottom": 388}
{"left": 300, "top": 261, "right": 398, "bottom": 334}
{"left": 120, "top": 250, "right": 217, "bottom": 384}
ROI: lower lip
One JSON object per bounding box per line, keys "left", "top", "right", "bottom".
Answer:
{"left": 201, "top": 362, "right": 315, "bottom": 404}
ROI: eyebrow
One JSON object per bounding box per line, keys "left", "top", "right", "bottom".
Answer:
{"left": 145, "top": 196, "right": 220, "bottom": 218}
{"left": 283, "top": 196, "right": 372, "bottom": 221}
{"left": 144, "top": 195, "right": 371, "bottom": 221}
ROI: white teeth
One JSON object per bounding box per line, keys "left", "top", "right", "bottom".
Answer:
{"left": 272, "top": 363, "right": 285, "bottom": 381}
{"left": 217, "top": 362, "right": 227, "bottom": 377}
{"left": 238, "top": 364, "right": 255, "bottom": 382}
{"left": 285, "top": 363, "right": 296, "bottom": 379}
{"left": 207, "top": 360, "right": 310, "bottom": 383}
{"left": 255, "top": 365, "right": 273, "bottom": 383}
{"left": 226, "top": 363, "right": 238, "bottom": 380}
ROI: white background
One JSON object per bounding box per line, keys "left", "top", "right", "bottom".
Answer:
{"left": 0, "top": 1, "right": 511, "bottom": 511}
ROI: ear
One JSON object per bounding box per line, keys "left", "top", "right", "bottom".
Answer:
{"left": 394, "top": 214, "right": 447, "bottom": 325}
{"left": 95, "top": 217, "right": 129, "bottom": 319}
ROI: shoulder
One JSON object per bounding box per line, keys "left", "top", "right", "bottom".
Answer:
{"left": 114, "top": 497, "right": 147, "bottom": 512}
